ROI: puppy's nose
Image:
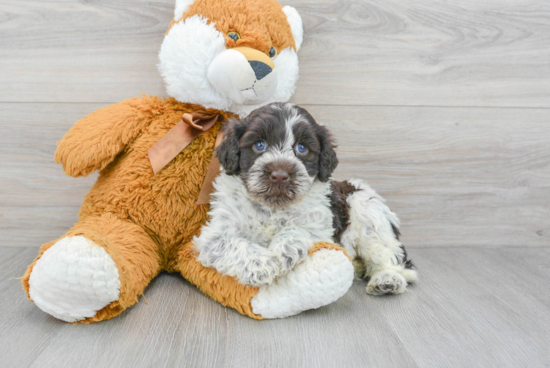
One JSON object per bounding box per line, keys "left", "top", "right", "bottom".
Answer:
{"left": 270, "top": 170, "right": 289, "bottom": 184}
{"left": 249, "top": 61, "right": 272, "bottom": 80}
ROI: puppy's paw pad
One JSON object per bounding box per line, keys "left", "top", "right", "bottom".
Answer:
{"left": 366, "top": 270, "right": 407, "bottom": 296}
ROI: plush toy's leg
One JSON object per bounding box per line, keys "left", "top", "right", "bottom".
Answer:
{"left": 340, "top": 179, "right": 417, "bottom": 295}
{"left": 22, "top": 214, "right": 161, "bottom": 323}
{"left": 175, "top": 241, "right": 354, "bottom": 319}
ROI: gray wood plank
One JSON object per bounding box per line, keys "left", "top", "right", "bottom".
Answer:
{"left": 1, "top": 103, "right": 548, "bottom": 248}
{"left": 0, "top": 0, "right": 549, "bottom": 107}
{"left": 319, "top": 104, "right": 550, "bottom": 248}
{"left": 378, "top": 248, "right": 550, "bottom": 367}
{"left": 223, "top": 287, "right": 416, "bottom": 368}
{"left": 294, "top": 0, "right": 550, "bottom": 108}
{"left": 1, "top": 247, "right": 550, "bottom": 368}
{"left": 0, "top": 247, "right": 68, "bottom": 368}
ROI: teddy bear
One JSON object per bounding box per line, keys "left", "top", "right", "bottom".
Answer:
{"left": 21, "top": 0, "right": 355, "bottom": 323}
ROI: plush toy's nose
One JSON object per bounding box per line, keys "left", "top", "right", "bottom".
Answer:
{"left": 249, "top": 61, "right": 272, "bottom": 80}
{"left": 233, "top": 47, "right": 275, "bottom": 79}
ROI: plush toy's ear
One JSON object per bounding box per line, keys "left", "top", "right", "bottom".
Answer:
{"left": 216, "top": 118, "right": 246, "bottom": 175}
{"left": 174, "top": 0, "right": 194, "bottom": 21}
{"left": 316, "top": 125, "right": 338, "bottom": 182}
{"left": 282, "top": 6, "right": 303, "bottom": 51}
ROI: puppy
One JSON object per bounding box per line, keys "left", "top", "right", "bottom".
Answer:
{"left": 194, "top": 103, "right": 417, "bottom": 294}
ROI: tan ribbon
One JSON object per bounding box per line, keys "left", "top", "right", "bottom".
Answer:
{"left": 196, "top": 130, "right": 224, "bottom": 205}
{"left": 147, "top": 111, "right": 220, "bottom": 175}
{"left": 147, "top": 110, "right": 225, "bottom": 205}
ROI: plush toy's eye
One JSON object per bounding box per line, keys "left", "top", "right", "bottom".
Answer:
{"left": 295, "top": 143, "right": 308, "bottom": 154}
{"left": 254, "top": 140, "right": 267, "bottom": 152}
{"left": 269, "top": 46, "right": 277, "bottom": 58}
{"left": 227, "top": 32, "right": 240, "bottom": 42}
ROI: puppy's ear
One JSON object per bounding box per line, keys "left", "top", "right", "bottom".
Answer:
{"left": 217, "top": 118, "right": 245, "bottom": 175}
{"left": 316, "top": 125, "right": 338, "bottom": 182}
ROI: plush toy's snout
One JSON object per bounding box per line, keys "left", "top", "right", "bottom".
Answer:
{"left": 235, "top": 47, "right": 275, "bottom": 80}
{"left": 207, "top": 46, "right": 278, "bottom": 105}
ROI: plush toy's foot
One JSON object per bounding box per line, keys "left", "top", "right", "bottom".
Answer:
{"left": 28, "top": 236, "right": 120, "bottom": 322}
{"left": 250, "top": 243, "right": 354, "bottom": 319}
{"left": 23, "top": 214, "right": 161, "bottom": 323}
{"left": 176, "top": 241, "right": 353, "bottom": 320}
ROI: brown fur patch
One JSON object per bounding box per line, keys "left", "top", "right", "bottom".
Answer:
{"left": 177, "top": 0, "right": 296, "bottom": 54}
{"left": 176, "top": 242, "right": 262, "bottom": 320}
{"left": 329, "top": 180, "right": 359, "bottom": 243}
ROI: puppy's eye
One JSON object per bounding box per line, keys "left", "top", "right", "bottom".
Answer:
{"left": 254, "top": 140, "right": 267, "bottom": 152}
{"left": 269, "top": 46, "right": 277, "bottom": 58}
{"left": 227, "top": 32, "right": 240, "bottom": 42}
{"left": 295, "top": 143, "right": 308, "bottom": 154}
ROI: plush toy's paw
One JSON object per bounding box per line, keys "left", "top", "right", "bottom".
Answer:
{"left": 271, "top": 239, "right": 309, "bottom": 276}
{"left": 28, "top": 236, "right": 120, "bottom": 322}
{"left": 237, "top": 254, "right": 279, "bottom": 287}
{"left": 250, "top": 248, "right": 354, "bottom": 319}
{"left": 366, "top": 269, "right": 411, "bottom": 295}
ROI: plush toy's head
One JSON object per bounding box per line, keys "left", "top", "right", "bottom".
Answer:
{"left": 158, "top": 0, "right": 303, "bottom": 117}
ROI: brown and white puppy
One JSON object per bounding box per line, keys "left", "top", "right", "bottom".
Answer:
{"left": 194, "top": 103, "right": 417, "bottom": 293}
{"left": 217, "top": 103, "right": 337, "bottom": 208}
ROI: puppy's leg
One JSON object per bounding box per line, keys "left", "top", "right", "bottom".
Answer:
{"left": 194, "top": 232, "right": 280, "bottom": 287}
{"left": 269, "top": 228, "right": 312, "bottom": 275}
{"left": 339, "top": 179, "right": 417, "bottom": 295}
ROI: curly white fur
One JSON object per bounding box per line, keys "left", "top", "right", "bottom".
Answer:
{"left": 340, "top": 179, "right": 417, "bottom": 295}
{"left": 194, "top": 173, "right": 333, "bottom": 286}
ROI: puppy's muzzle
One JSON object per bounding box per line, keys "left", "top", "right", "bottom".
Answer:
{"left": 264, "top": 161, "right": 298, "bottom": 199}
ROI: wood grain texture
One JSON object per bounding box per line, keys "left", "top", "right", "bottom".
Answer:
{"left": 1, "top": 103, "right": 548, "bottom": 248}
{"left": 0, "top": 0, "right": 549, "bottom": 107}
{"left": 294, "top": 0, "right": 550, "bottom": 107}
{"left": 0, "top": 246, "right": 549, "bottom": 368}
{"left": 318, "top": 104, "right": 550, "bottom": 247}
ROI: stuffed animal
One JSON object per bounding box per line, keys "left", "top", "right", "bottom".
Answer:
{"left": 21, "top": 0, "right": 355, "bottom": 323}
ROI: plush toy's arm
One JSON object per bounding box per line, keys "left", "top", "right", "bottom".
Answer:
{"left": 55, "top": 97, "right": 152, "bottom": 177}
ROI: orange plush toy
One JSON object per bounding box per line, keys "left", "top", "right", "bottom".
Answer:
{"left": 22, "top": 0, "right": 354, "bottom": 323}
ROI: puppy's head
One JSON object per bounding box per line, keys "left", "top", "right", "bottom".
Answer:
{"left": 217, "top": 103, "right": 338, "bottom": 208}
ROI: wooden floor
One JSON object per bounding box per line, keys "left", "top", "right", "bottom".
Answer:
{"left": 1, "top": 0, "right": 549, "bottom": 367}
{"left": 0, "top": 247, "right": 549, "bottom": 368}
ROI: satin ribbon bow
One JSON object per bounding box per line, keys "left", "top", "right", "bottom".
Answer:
{"left": 147, "top": 110, "right": 224, "bottom": 205}
{"left": 148, "top": 110, "right": 220, "bottom": 175}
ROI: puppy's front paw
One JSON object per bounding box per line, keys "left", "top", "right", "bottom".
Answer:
{"left": 271, "top": 240, "right": 309, "bottom": 275}
{"left": 238, "top": 254, "right": 279, "bottom": 287}
{"left": 366, "top": 270, "right": 407, "bottom": 295}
